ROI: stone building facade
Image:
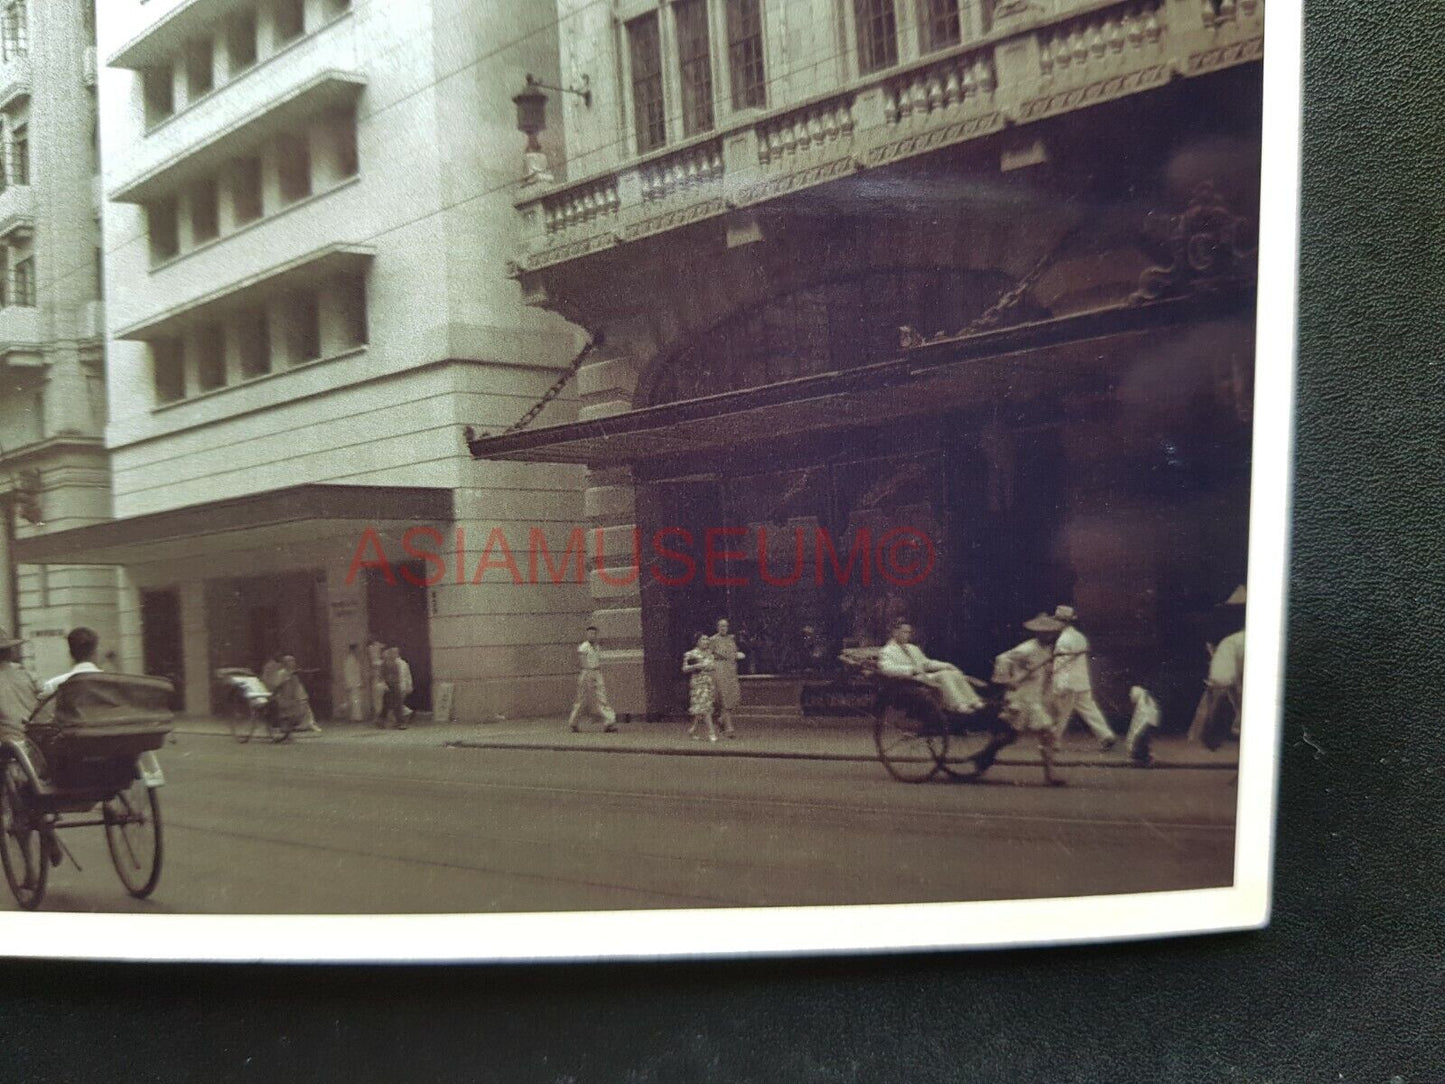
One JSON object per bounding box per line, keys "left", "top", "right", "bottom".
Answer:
{"left": 474, "top": 0, "right": 1266, "bottom": 727}
{"left": 19, "top": 0, "right": 593, "bottom": 720}
{"left": 0, "top": 0, "right": 121, "bottom": 680}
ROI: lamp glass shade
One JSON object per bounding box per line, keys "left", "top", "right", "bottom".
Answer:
{"left": 513, "top": 85, "right": 548, "bottom": 148}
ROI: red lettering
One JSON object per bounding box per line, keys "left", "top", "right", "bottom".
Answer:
{"left": 401, "top": 527, "right": 446, "bottom": 586}
{"left": 345, "top": 527, "right": 394, "bottom": 585}
{"left": 650, "top": 528, "right": 696, "bottom": 587}
{"left": 815, "top": 528, "right": 872, "bottom": 586}
{"left": 704, "top": 527, "right": 748, "bottom": 587}
{"left": 530, "top": 527, "right": 586, "bottom": 585}
{"left": 758, "top": 527, "right": 805, "bottom": 587}
{"left": 455, "top": 527, "right": 467, "bottom": 585}
{"left": 471, "top": 528, "right": 523, "bottom": 585}
{"left": 595, "top": 527, "right": 641, "bottom": 587}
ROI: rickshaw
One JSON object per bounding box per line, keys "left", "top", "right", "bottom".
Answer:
{"left": 0, "top": 672, "right": 174, "bottom": 910}
{"left": 214, "top": 666, "right": 287, "bottom": 744}
{"left": 836, "top": 648, "right": 1022, "bottom": 783}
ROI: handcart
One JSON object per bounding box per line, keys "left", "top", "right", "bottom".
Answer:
{"left": 0, "top": 672, "right": 173, "bottom": 910}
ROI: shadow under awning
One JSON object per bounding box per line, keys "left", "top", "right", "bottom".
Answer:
{"left": 14, "top": 484, "right": 454, "bottom": 567}
{"left": 465, "top": 291, "right": 1254, "bottom": 468}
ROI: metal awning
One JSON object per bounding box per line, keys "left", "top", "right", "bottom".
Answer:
{"left": 13, "top": 484, "right": 453, "bottom": 567}
{"left": 466, "top": 291, "right": 1252, "bottom": 467}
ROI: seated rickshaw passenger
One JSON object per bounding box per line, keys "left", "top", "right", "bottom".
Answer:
{"left": 39, "top": 627, "right": 102, "bottom": 700}
{"left": 877, "top": 619, "right": 983, "bottom": 716}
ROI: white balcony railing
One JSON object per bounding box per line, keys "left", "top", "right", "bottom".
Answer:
{"left": 514, "top": 0, "right": 1265, "bottom": 274}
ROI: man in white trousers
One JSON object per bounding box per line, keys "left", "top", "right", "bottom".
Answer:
{"left": 567, "top": 625, "right": 617, "bottom": 733}
{"left": 1049, "top": 605, "right": 1119, "bottom": 751}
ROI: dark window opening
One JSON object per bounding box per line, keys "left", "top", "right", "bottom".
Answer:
{"left": 726, "top": 0, "right": 767, "bottom": 110}
{"left": 185, "top": 37, "right": 214, "bottom": 99}
{"left": 153, "top": 339, "right": 185, "bottom": 403}
{"left": 276, "top": 131, "right": 312, "bottom": 203}
{"left": 854, "top": 0, "right": 899, "bottom": 74}
{"left": 11, "top": 254, "right": 32, "bottom": 307}
{"left": 237, "top": 308, "right": 271, "bottom": 378}
{"left": 339, "top": 274, "right": 368, "bottom": 348}
{"left": 674, "top": 0, "right": 715, "bottom": 137}
{"left": 627, "top": 13, "right": 666, "bottom": 153}
{"left": 226, "top": 11, "right": 258, "bottom": 73}
{"left": 195, "top": 323, "right": 226, "bottom": 392}
{"left": 9, "top": 122, "right": 26, "bottom": 185}
{"left": 190, "top": 176, "right": 220, "bottom": 244}
{"left": 231, "top": 155, "right": 264, "bottom": 224}
{"left": 148, "top": 197, "right": 180, "bottom": 262}
{"left": 284, "top": 291, "right": 321, "bottom": 364}
{"left": 921, "top": 0, "right": 961, "bottom": 52}
{"left": 143, "top": 65, "right": 175, "bottom": 127}
{"left": 273, "top": 0, "right": 305, "bottom": 45}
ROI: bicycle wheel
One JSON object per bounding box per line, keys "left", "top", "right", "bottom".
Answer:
{"left": 104, "top": 775, "right": 163, "bottom": 899}
{"left": 0, "top": 759, "right": 48, "bottom": 910}
{"left": 228, "top": 692, "right": 256, "bottom": 744}
{"left": 873, "top": 702, "right": 947, "bottom": 783}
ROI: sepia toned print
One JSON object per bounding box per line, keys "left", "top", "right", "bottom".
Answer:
{"left": 0, "top": 0, "right": 1291, "bottom": 952}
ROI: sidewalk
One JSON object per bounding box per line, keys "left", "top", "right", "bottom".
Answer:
{"left": 170, "top": 714, "right": 1239, "bottom": 770}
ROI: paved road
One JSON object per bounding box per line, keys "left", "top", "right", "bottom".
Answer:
{"left": 8, "top": 734, "right": 1236, "bottom": 914}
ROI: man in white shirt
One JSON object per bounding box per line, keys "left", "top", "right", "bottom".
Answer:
{"left": 396, "top": 650, "right": 415, "bottom": 723}
{"left": 40, "top": 627, "right": 103, "bottom": 699}
{"left": 342, "top": 644, "right": 364, "bottom": 722}
{"left": 1049, "top": 605, "right": 1119, "bottom": 750}
{"left": 1188, "top": 585, "right": 1246, "bottom": 748}
{"left": 567, "top": 625, "right": 618, "bottom": 733}
{"left": 877, "top": 620, "right": 983, "bottom": 715}
{"left": 993, "top": 613, "right": 1069, "bottom": 785}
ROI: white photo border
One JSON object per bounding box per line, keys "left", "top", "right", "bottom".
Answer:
{"left": 0, "top": 0, "right": 1302, "bottom": 962}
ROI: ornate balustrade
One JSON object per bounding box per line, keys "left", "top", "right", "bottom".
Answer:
{"left": 514, "top": 0, "right": 1265, "bottom": 274}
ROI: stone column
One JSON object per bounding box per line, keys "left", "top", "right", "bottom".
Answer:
{"left": 0, "top": 500, "right": 15, "bottom": 636}
{"left": 178, "top": 580, "right": 209, "bottom": 716}
{"left": 586, "top": 466, "right": 645, "bottom": 714}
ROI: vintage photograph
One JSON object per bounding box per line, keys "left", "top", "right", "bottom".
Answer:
{"left": 0, "top": 0, "right": 1288, "bottom": 951}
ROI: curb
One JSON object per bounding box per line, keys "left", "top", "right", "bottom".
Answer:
{"left": 447, "top": 739, "right": 1239, "bottom": 770}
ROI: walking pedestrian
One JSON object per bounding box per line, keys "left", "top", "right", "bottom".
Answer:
{"left": 0, "top": 628, "right": 38, "bottom": 740}
{"left": 1124, "top": 686, "right": 1162, "bottom": 766}
{"left": 366, "top": 636, "right": 386, "bottom": 722}
{"left": 1188, "top": 585, "right": 1246, "bottom": 749}
{"left": 993, "top": 613, "right": 1069, "bottom": 785}
{"left": 343, "top": 644, "right": 364, "bottom": 723}
{"left": 379, "top": 647, "right": 408, "bottom": 730}
{"left": 684, "top": 633, "right": 718, "bottom": 742}
{"left": 395, "top": 648, "right": 415, "bottom": 724}
{"left": 275, "top": 653, "right": 322, "bottom": 735}
{"left": 710, "top": 618, "right": 744, "bottom": 739}
{"left": 1049, "top": 605, "right": 1119, "bottom": 750}
{"left": 567, "top": 625, "right": 617, "bottom": 733}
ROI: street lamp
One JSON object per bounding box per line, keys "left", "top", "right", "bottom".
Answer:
{"left": 512, "top": 72, "right": 592, "bottom": 185}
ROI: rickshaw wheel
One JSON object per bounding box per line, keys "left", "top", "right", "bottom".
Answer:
{"left": 936, "top": 726, "right": 1014, "bottom": 781}
{"left": 0, "top": 759, "right": 48, "bottom": 910}
{"left": 873, "top": 703, "right": 947, "bottom": 783}
{"left": 103, "top": 775, "right": 163, "bottom": 899}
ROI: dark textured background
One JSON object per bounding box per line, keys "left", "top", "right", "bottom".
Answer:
{"left": 3, "top": 3, "right": 1441, "bottom": 1080}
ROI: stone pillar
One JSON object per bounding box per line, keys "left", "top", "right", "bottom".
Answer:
{"left": 41, "top": 349, "right": 93, "bottom": 437}
{"left": 0, "top": 501, "right": 15, "bottom": 636}
{"left": 586, "top": 466, "right": 645, "bottom": 714}
{"left": 178, "top": 580, "right": 209, "bottom": 716}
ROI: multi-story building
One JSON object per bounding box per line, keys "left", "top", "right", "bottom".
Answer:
{"left": 19, "top": 0, "right": 591, "bottom": 721}
{"left": 0, "top": 0, "right": 121, "bottom": 680}
{"left": 471, "top": 0, "right": 1266, "bottom": 726}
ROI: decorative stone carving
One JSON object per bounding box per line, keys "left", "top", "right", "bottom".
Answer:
{"left": 1130, "top": 182, "right": 1257, "bottom": 303}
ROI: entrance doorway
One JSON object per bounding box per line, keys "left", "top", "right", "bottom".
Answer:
{"left": 140, "top": 588, "right": 184, "bottom": 711}
{"left": 364, "top": 561, "right": 432, "bottom": 712}
{"left": 205, "top": 571, "right": 333, "bottom": 718}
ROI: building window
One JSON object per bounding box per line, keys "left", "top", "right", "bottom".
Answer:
{"left": 283, "top": 291, "right": 320, "bottom": 364}
{"left": 153, "top": 339, "right": 185, "bottom": 403}
{"left": 627, "top": 13, "right": 666, "bottom": 154}
{"left": 148, "top": 197, "right": 180, "bottom": 262}
{"left": 276, "top": 132, "right": 312, "bottom": 204}
{"left": 237, "top": 307, "right": 271, "bottom": 377}
{"left": 190, "top": 176, "right": 220, "bottom": 244}
{"left": 0, "top": 2, "right": 26, "bottom": 62}
{"left": 230, "top": 155, "right": 264, "bottom": 225}
{"left": 11, "top": 255, "right": 32, "bottom": 307}
{"left": 322, "top": 104, "right": 359, "bottom": 181}
{"left": 93, "top": 246, "right": 103, "bottom": 300}
{"left": 273, "top": 0, "right": 305, "bottom": 46}
{"left": 674, "top": 0, "right": 715, "bottom": 137}
{"left": 921, "top": 0, "right": 961, "bottom": 52}
{"left": 0, "top": 247, "right": 8, "bottom": 305}
{"left": 854, "top": 0, "right": 899, "bottom": 74}
{"left": 226, "top": 10, "right": 258, "bottom": 73}
{"left": 726, "top": 0, "right": 767, "bottom": 110}
{"left": 338, "top": 274, "right": 368, "bottom": 348}
{"left": 143, "top": 65, "right": 175, "bottom": 127}
{"left": 322, "top": 0, "right": 352, "bottom": 18}
{"left": 88, "top": 89, "right": 100, "bottom": 175}
{"left": 185, "top": 37, "right": 214, "bottom": 100}
{"left": 9, "top": 122, "right": 25, "bottom": 186}
{"left": 195, "top": 323, "right": 226, "bottom": 392}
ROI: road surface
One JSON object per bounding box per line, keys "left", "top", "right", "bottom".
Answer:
{"left": 7, "top": 734, "right": 1236, "bottom": 914}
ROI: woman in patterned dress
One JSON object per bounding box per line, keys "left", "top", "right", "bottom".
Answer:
{"left": 710, "top": 618, "right": 745, "bottom": 739}
{"left": 683, "top": 633, "right": 718, "bottom": 742}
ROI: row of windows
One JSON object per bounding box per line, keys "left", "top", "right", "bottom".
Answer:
{"left": 0, "top": 246, "right": 36, "bottom": 308}
{"left": 141, "top": 0, "right": 352, "bottom": 129}
{"left": 0, "top": 0, "right": 25, "bottom": 64}
{"left": 624, "top": 0, "right": 985, "bottom": 154}
{"left": 146, "top": 106, "right": 359, "bottom": 265}
{"left": 152, "top": 274, "right": 367, "bottom": 404}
